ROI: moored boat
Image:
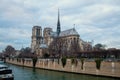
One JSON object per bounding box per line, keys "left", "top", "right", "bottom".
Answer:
{"left": 0, "top": 65, "right": 14, "bottom": 80}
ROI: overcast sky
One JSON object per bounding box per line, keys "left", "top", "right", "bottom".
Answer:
{"left": 0, "top": 0, "right": 120, "bottom": 52}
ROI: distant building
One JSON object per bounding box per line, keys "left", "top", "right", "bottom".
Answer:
{"left": 15, "top": 50, "right": 21, "bottom": 57}
{"left": 31, "top": 10, "right": 92, "bottom": 57}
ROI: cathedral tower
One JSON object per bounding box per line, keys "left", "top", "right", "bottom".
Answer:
{"left": 31, "top": 26, "right": 42, "bottom": 52}
{"left": 43, "top": 28, "right": 53, "bottom": 46}
{"left": 57, "top": 9, "right": 61, "bottom": 36}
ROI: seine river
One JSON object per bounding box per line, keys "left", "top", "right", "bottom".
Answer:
{"left": 4, "top": 63, "right": 119, "bottom": 80}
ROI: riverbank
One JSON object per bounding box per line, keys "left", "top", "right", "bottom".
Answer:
{"left": 6, "top": 58, "right": 120, "bottom": 78}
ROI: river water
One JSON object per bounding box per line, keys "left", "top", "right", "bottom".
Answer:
{"left": 3, "top": 63, "right": 119, "bottom": 80}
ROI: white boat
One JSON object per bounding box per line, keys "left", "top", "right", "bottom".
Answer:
{"left": 0, "top": 65, "right": 14, "bottom": 80}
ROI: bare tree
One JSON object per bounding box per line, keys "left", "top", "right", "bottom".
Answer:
{"left": 4, "top": 45, "right": 16, "bottom": 57}
{"left": 94, "top": 43, "right": 106, "bottom": 50}
{"left": 48, "top": 37, "right": 81, "bottom": 58}
{"left": 48, "top": 37, "right": 66, "bottom": 58}
{"left": 18, "top": 47, "right": 34, "bottom": 58}
{"left": 69, "top": 38, "right": 80, "bottom": 57}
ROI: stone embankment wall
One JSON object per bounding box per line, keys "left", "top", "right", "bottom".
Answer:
{"left": 6, "top": 58, "right": 120, "bottom": 78}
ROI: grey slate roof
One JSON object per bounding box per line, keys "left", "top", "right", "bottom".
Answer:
{"left": 59, "top": 28, "right": 79, "bottom": 37}
{"left": 50, "top": 32, "right": 58, "bottom": 38}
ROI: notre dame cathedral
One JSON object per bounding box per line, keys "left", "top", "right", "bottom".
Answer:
{"left": 31, "top": 10, "right": 92, "bottom": 57}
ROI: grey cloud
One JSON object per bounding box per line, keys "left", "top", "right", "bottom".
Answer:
{"left": 0, "top": 0, "right": 120, "bottom": 51}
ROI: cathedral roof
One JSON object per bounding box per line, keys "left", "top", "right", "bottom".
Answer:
{"left": 59, "top": 28, "right": 79, "bottom": 37}
{"left": 50, "top": 32, "right": 58, "bottom": 38}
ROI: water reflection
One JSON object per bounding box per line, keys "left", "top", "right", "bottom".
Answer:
{"left": 5, "top": 63, "right": 119, "bottom": 80}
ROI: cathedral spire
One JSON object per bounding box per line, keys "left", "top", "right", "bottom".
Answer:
{"left": 57, "top": 9, "right": 61, "bottom": 36}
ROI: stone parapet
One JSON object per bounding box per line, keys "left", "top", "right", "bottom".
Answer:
{"left": 6, "top": 58, "right": 120, "bottom": 78}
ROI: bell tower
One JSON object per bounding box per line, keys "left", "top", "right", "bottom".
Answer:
{"left": 43, "top": 28, "right": 53, "bottom": 46}
{"left": 31, "top": 26, "right": 42, "bottom": 52}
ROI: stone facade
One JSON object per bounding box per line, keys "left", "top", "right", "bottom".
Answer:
{"left": 31, "top": 26, "right": 42, "bottom": 51}
{"left": 31, "top": 11, "right": 92, "bottom": 57}
{"left": 43, "top": 28, "right": 53, "bottom": 46}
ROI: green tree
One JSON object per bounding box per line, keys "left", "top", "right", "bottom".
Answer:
{"left": 80, "top": 58, "right": 84, "bottom": 70}
{"left": 95, "top": 58, "right": 102, "bottom": 70}
{"left": 71, "top": 58, "right": 78, "bottom": 67}
{"left": 61, "top": 57, "right": 67, "bottom": 68}
{"left": 32, "top": 57, "right": 38, "bottom": 68}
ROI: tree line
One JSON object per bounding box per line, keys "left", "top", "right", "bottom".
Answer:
{"left": 0, "top": 42, "right": 119, "bottom": 59}
{"left": 1, "top": 45, "right": 36, "bottom": 58}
